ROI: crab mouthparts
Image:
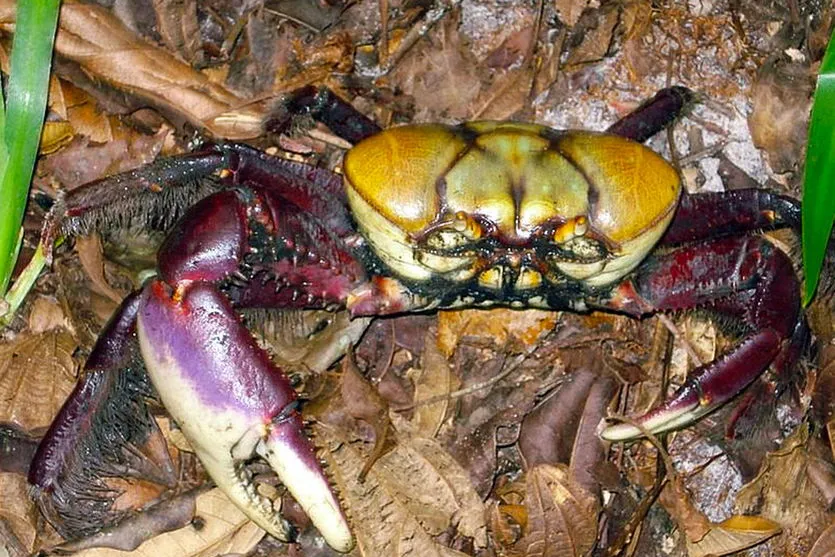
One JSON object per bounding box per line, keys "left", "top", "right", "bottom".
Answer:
{"left": 136, "top": 280, "right": 353, "bottom": 552}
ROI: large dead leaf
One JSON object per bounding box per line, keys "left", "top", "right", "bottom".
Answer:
{"left": 0, "top": 314, "right": 77, "bottom": 430}
{"left": 685, "top": 515, "right": 782, "bottom": 557}
{"left": 317, "top": 423, "right": 487, "bottom": 556}
{"left": 490, "top": 464, "right": 599, "bottom": 557}
{"left": 410, "top": 329, "right": 459, "bottom": 438}
{"left": 0, "top": 0, "right": 263, "bottom": 139}
{"left": 389, "top": 12, "right": 482, "bottom": 122}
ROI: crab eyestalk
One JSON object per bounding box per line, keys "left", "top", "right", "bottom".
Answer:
{"left": 136, "top": 280, "right": 353, "bottom": 552}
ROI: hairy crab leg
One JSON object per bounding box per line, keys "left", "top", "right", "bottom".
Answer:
{"left": 136, "top": 280, "right": 353, "bottom": 552}
{"left": 28, "top": 292, "right": 174, "bottom": 536}
{"left": 600, "top": 235, "right": 800, "bottom": 441}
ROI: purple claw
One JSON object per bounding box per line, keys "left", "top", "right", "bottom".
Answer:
{"left": 136, "top": 280, "right": 352, "bottom": 552}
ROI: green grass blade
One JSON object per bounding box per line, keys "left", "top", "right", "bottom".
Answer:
{"left": 803, "top": 28, "right": 835, "bottom": 306}
{"left": 0, "top": 0, "right": 61, "bottom": 295}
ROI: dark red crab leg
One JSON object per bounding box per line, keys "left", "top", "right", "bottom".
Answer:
{"left": 599, "top": 234, "right": 799, "bottom": 441}
{"left": 606, "top": 86, "right": 695, "bottom": 143}
{"left": 28, "top": 293, "right": 173, "bottom": 537}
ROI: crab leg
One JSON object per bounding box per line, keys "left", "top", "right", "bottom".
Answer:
{"left": 606, "top": 86, "right": 695, "bottom": 143}
{"left": 600, "top": 235, "right": 800, "bottom": 441}
{"left": 136, "top": 279, "right": 353, "bottom": 552}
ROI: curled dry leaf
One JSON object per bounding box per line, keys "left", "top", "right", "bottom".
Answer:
{"left": 66, "top": 488, "right": 264, "bottom": 557}
{"left": 685, "top": 515, "right": 782, "bottom": 557}
{"left": 0, "top": 1, "right": 263, "bottom": 139}
{"left": 490, "top": 464, "right": 599, "bottom": 557}
{"left": 76, "top": 235, "right": 130, "bottom": 304}
{"left": 315, "top": 423, "right": 487, "bottom": 555}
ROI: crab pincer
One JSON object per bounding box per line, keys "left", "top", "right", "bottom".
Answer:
{"left": 136, "top": 280, "right": 353, "bottom": 552}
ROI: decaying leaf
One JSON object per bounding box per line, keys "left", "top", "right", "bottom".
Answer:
{"left": 554, "top": 0, "right": 591, "bottom": 27}
{"left": 67, "top": 488, "right": 264, "bottom": 557}
{"left": 808, "top": 518, "right": 835, "bottom": 557}
{"left": 389, "top": 12, "right": 482, "bottom": 122}
{"left": 317, "top": 423, "right": 487, "bottom": 555}
{"left": 735, "top": 424, "right": 830, "bottom": 555}
{"left": 76, "top": 234, "right": 130, "bottom": 304}
{"left": 0, "top": 1, "right": 263, "bottom": 139}
{"left": 490, "top": 464, "right": 599, "bottom": 557}
{"left": 437, "top": 308, "right": 557, "bottom": 358}
{"left": 748, "top": 59, "right": 814, "bottom": 174}
{"left": 685, "top": 515, "right": 782, "bottom": 557}
{"left": 0, "top": 317, "right": 77, "bottom": 431}
{"left": 410, "top": 329, "right": 459, "bottom": 438}
{"left": 562, "top": 4, "right": 620, "bottom": 68}
{"left": 0, "top": 472, "right": 42, "bottom": 553}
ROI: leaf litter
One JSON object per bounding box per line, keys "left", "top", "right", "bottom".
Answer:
{"left": 0, "top": 0, "right": 832, "bottom": 556}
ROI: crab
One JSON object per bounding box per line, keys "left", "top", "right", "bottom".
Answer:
{"left": 28, "top": 86, "right": 803, "bottom": 552}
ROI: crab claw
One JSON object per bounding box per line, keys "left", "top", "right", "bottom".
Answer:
{"left": 135, "top": 280, "right": 353, "bottom": 552}
{"left": 600, "top": 330, "right": 782, "bottom": 442}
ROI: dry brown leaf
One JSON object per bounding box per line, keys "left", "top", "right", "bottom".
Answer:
{"left": 563, "top": 4, "right": 620, "bottom": 68}
{"left": 68, "top": 488, "right": 264, "bottom": 557}
{"left": 76, "top": 235, "right": 130, "bottom": 304}
{"left": 658, "top": 475, "right": 711, "bottom": 543}
{"left": 0, "top": 327, "right": 77, "bottom": 431}
{"left": 736, "top": 425, "right": 829, "bottom": 555}
{"left": 554, "top": 0, "right": 591, "bottom": 27}
{"left": 491, "top": 464, "right": 599, "bottom": 557}
{"left": 685, "top": 515, "right": 782, "bottom": 557}
{"left": 470, "top": 66, "right": 537, "bottom": 121}
{"left": 317, "top": 423, "right": 487, "bottom": 555}
{"left": 437, "top": 308, "right": 556, "bottom": 358}
{"left": 0, "top": 1, "right": 264, "bottom": 139}
{"left": 410, "top": 330, "right": 458, "bottom": 438}
{"left": 809, "top": 518, "right": 835, "bottom": 557}
{"left": 0, "top": 472, "right": 41, "bottom": 553}
{"left": 389, "top": 13, "right": 482, "bottom": 122}
{"left": 748, "top": 60, "right": 813, "bottom": 174}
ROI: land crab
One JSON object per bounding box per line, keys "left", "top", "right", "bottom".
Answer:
{"left": 28, "top": 86, "right": 804, "bottom": 552}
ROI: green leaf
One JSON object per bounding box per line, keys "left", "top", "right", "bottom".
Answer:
{"left": 0, "top": 0, "right": 61, "bottom": 295}
{"left": 802, "top": 27, "right": 835, "bottom": 305}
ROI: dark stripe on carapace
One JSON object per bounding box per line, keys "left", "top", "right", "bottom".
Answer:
{"left": 419, "top": 124, "right": 485, "bottom": 239}
{"left": 548, "top": 134, "right": 601, "bottom": 232}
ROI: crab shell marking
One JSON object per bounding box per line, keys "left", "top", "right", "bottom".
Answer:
{"left": 343, "top": 122, "right": 681, "bottom": 290}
